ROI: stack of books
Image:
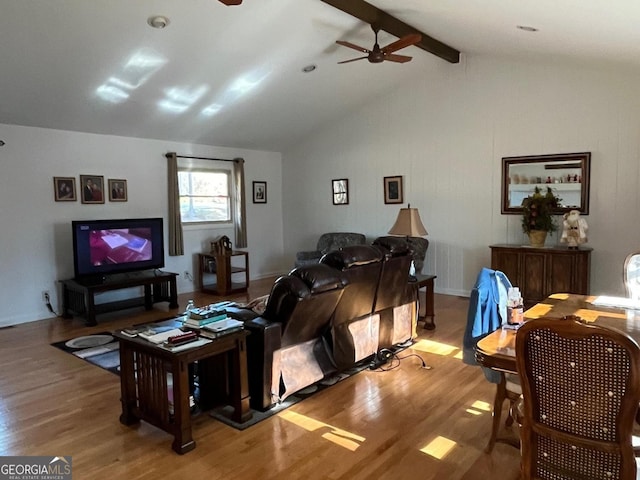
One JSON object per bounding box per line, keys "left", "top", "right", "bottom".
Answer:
{"left": 183, "top": 307, "right": 228, "bottom": 329}
{"left": 199, "top": 318, "right": 244, "bottom": 339}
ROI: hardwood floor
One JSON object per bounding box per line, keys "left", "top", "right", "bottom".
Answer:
{"left": 0, "top": 278, "right": 522, "bottom": 479}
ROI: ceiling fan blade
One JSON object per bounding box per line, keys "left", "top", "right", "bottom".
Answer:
{"left": 338, "top": 56, "right": 368, "bottom": 64}
{"left": 219, "top": 0, "right": 242, "bottom": 4}
{"left": 381, "top": 34, "right": 422, "bottom": 54}
{"left": 384, "top": 54, "right": 412, "bottom": 63}
{"left": 336, "top": 40, "right": 370, "bottom": 53}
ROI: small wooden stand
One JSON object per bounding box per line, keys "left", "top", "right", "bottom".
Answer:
{"left": 198, "top": 251, "right": 249, "bottom": 295}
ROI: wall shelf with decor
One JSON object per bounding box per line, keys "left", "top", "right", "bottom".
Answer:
{"left": 508, "top": 183, "right": 581, "bottom": 192}
{"left": 509, "top": 183, "right": 582, "bottom": 209}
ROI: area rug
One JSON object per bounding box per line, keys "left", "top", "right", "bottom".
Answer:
{"left": 209, "top": 362, "right": 370, "bottom": 430}
{"left": 51, "top": 332, "right": 121, "bottom": 375}
{"left": 52, "top": 331, "right": 412, "bottom": 430}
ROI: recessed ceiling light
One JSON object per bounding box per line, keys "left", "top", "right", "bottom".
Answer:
{"left": 516, "top": 25, "right": 538, "bottom": 32}
{"left": 147, "top": 15, "right": 170, "bottom": 29}
{"left": 302, "top": 64, "right": 317, "bottom": 73}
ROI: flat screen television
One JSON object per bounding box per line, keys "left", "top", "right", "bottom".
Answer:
{"left": 72, "top": 218, "right": 165, "bottom": 280}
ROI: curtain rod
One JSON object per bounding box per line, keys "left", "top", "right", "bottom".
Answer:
{"left": 166, "top": 153, "right": 235, "bottom": 163}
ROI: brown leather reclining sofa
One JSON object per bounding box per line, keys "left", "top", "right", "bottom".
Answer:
{"left": 236, "top": 241, "right": 417, "bottom": 411}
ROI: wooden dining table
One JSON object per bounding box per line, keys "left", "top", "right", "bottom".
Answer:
{"left": 475, "top": 293, "right": 640, "bottom": 374}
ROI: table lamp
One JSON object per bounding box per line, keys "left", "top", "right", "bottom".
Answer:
{"left": 388, "top": 204, "right": 428, "bottom": 281}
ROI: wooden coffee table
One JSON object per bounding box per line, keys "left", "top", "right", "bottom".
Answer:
{"left": 114, "top": 320, "right": 251, "bottom": 454}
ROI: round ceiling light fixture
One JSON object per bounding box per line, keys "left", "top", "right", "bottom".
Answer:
{"left": 302, "top": 64, "right": 317, "bottom": 73}
{"left": 516, "top": 25, "right": 538, "bottom": 32}
{"left": 148, "top": 15, "right": 170, "bottom": 29}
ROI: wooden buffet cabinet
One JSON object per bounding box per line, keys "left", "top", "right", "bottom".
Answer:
{"left": 490, "top": 244, "right": 592, "bottom": 308}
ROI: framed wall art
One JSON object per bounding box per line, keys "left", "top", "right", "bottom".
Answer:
{"left": 53, "top": 177, "right": 77, "bottom": 202}
{"left": 384, "top": 176, "right": 403, "bottom": 204}
{"left": 332, "top": 178, "right": 349, "bottom": 205}
{"left": 80, "top": 174, "right": 105, "bottom": 204}
{"left": 108, "top": 178, "right": 128, "bottom": 202}
{"left": 253, "top": 181, "right": 267, "bottom": 203}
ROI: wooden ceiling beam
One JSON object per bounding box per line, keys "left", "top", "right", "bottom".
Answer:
{"left": 320, "top": 0, "right": 460, "bottom": 64}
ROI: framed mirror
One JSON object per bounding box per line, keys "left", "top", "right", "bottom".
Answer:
{"left": 501, "top": 152, "right": 591, "bottom": 215}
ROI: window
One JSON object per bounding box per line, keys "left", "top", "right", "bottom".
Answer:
{"left": 177, "top": 168, "right": 231, "bottom": 224}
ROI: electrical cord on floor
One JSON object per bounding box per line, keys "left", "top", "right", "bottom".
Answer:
{"left": 397, "top": 353, "right": 432, "bottom": 370}
{"left": 369, "top": 348, "right": 432, "bottom": 371}
{"left": 44, "top": 292, "right": 60, "bottom": 317}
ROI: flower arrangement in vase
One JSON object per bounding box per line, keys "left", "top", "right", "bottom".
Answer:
{"left": 521, "top": 186, "right": 561, "bottom": 247}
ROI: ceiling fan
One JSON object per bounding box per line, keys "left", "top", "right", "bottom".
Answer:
{"left": 218, "top": 0, "right": 242, "bottom": 5}
{"left": 336, "top": 25, "right": 422, "bottom": 64}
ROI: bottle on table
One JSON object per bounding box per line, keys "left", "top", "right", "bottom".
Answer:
{"left": 506, "top": 287, "right": 524, "bottom": 326}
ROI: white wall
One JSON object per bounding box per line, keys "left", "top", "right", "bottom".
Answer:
{"left": 282, "top": 56, "right": 640, "bottom": 297}
{"left": 0, "top": 124, "right": 286, "bottom": 326}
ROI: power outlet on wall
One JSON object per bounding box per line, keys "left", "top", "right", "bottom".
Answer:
{"left": 184, "top": 271, "right": 193, "bottom": 281}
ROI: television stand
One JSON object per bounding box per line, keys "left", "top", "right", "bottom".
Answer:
{"left": 61, "top": 270, "right": 179, "bottom": 326}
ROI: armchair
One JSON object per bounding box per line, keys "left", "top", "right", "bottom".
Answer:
{"left": 373, "top": 235, "right": 429, "bottom": 274}
{"left": 295, "top": 232, "right": 366, "bottom": 268}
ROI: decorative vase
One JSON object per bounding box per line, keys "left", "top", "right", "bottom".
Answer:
{"left": 528, "top": 230, "right": 547, "bottom": 248}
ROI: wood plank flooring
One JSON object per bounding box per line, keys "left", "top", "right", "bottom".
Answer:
{"left": 0, "top": 278, "right": 522, "bottom": 479}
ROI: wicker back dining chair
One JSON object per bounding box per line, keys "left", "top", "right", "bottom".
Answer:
{"left": 515, "top": 315, "right": 640, "bottom": 480}
{"left": 624, "top": 251, "right": 640, "bottom": 301}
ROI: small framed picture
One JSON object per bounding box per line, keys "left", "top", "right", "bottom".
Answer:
{"left": 332, "top": 179, "right": 349, "bottom": 205}
{"left": 80, "top": 175, "right": 105, "bottom": 204}
{"left": 253, "top": 181, "right": 267, "bottom": 203}
{"left": 384, "top": 176, "right": 403, "bottom": 204}
{"left": 53, "top": 177, "right": 77, "bottom": 202}
{"left": 108, "top": 178, "right": 127, "bottom": 202}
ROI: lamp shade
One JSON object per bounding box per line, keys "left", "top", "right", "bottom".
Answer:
{"left": 388, "top": 206, "right": 428, "bottom": 237}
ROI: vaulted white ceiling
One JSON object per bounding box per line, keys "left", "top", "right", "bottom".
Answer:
{"left": 1, "top": 0, "right": 639, "bottom": 152}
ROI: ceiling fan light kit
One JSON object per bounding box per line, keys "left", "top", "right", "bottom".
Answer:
{"left": 218, "top": 0, "right": 243, "bottom": 5}
{"left": 336, "top": 25, "right": 421, "bottom": 65}
{"left": 321, "top": 0, "right": 460, "bottom": 64}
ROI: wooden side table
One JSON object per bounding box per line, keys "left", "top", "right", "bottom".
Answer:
{"left": 413, "top": 274, "right": 437, "bottom": 330}
{"left": 198, "top": 251, "right": 249, "bottom": 296}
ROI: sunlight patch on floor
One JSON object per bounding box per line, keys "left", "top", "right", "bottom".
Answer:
{"left": 412, "top": 339, "right": 459, "bottom": 356}
{"left": 466, "top": 399, "right": 491, "bottom": 416}
{"left": 420, "top": 436, "right": 457, "bottom": 459}
{"left": 471, "top": 400, "right": 491, "bottom": 411}
{"left": 279, "top": 410, "right": 365, "bottom": 451}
